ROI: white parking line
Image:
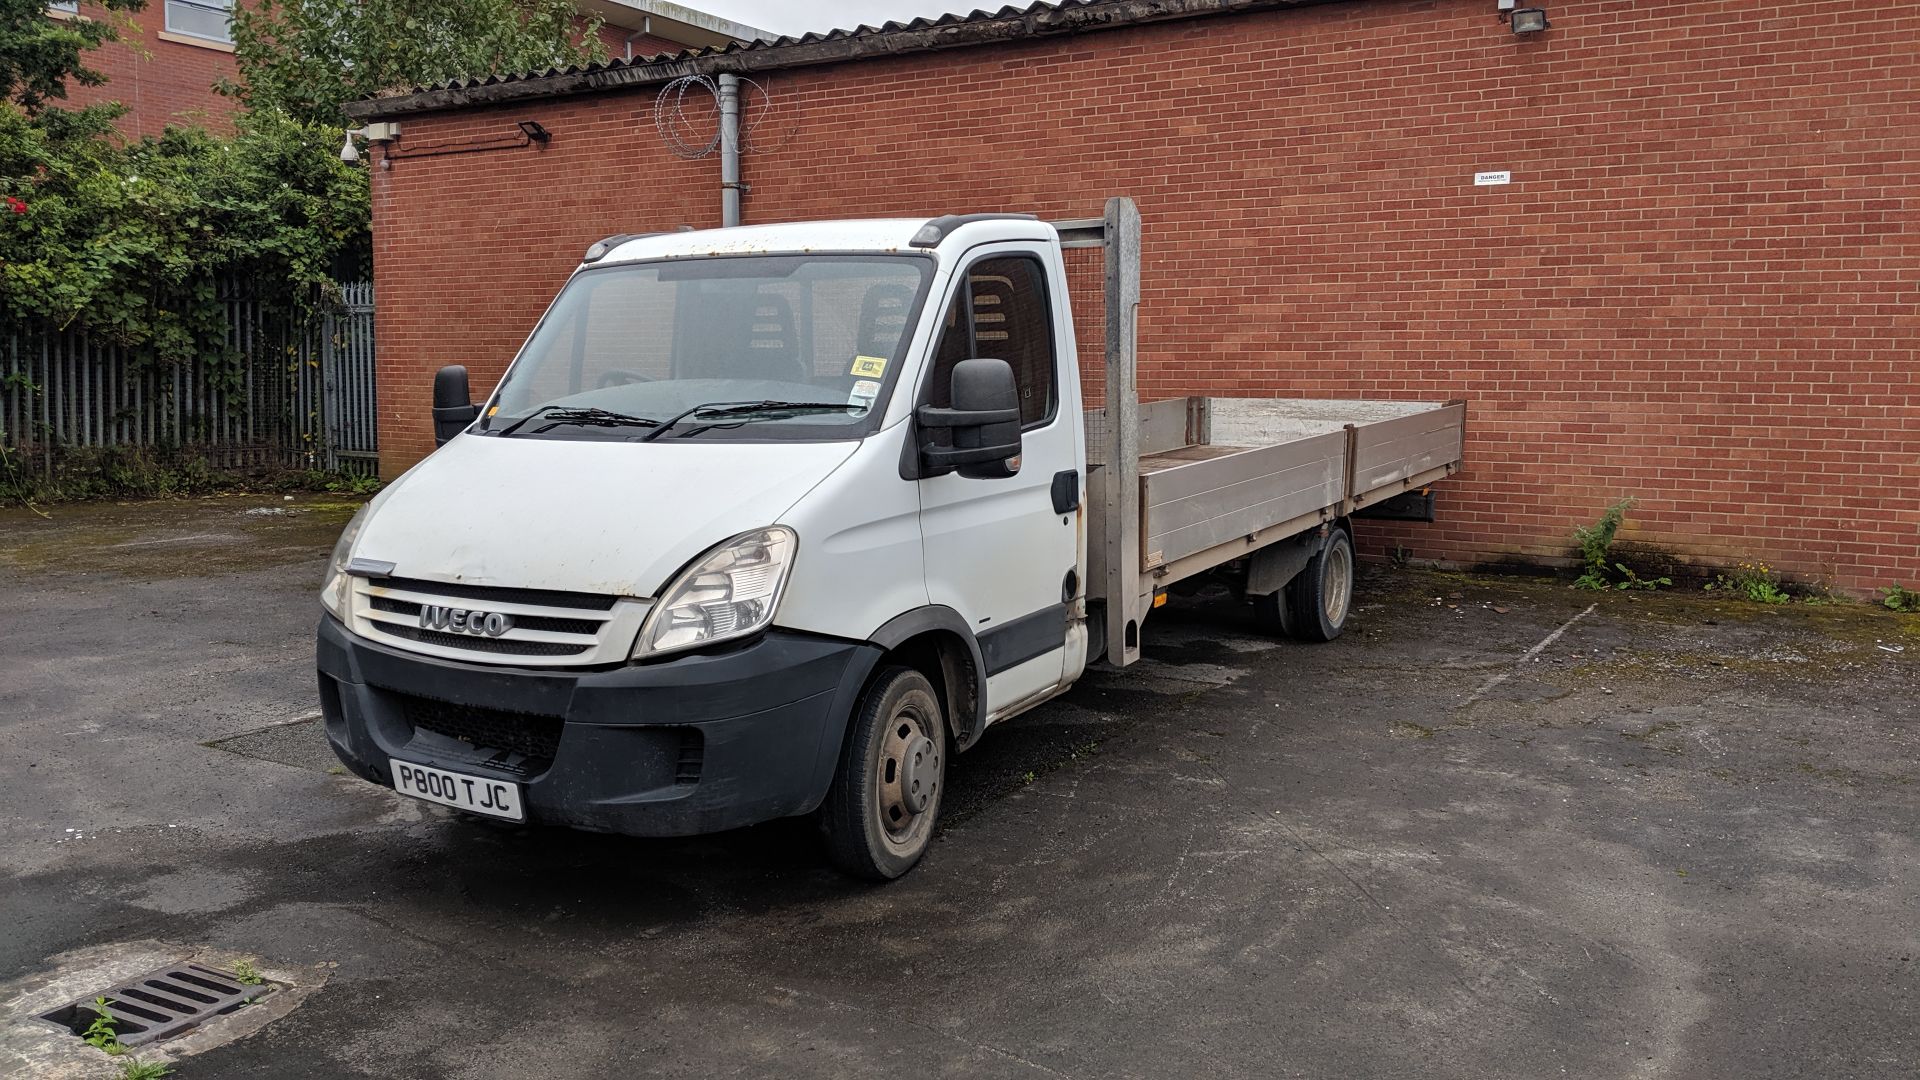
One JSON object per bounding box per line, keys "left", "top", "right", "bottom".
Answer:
{"left": 110, "top": 533, "right": 225, "bottom": 548}
{"left": 1463, "top": 603, "right": 1597, "bottom": 705}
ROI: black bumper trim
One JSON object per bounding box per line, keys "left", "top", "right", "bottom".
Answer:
{"left": 317, "top": 616, "right": 882, "bottom": 836}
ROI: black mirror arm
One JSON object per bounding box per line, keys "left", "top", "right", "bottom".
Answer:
{"left": 920, "top": 442, "right": 1022, "bottom": 471}
{"left": 433, "top": 402, "right": 480, "bottom": 445}
{"left": 913, "top": 404, "right": 1022, "bottom": 475}
{"left": 914, "top": 404, "right": 1021, "bottom": 429}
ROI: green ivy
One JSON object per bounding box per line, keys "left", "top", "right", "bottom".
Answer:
{"left": 0, "top": 102, "right": 368, "bottom": 363}
{"left": 3, "top": 0, "right": 603, "bottom": 378}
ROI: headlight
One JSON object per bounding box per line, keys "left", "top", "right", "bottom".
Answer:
{"left": 632, "top": 526, "right": 796, "bottom": 659}
{"left": 320, "top": 505, "right": 370, "bottom": 620}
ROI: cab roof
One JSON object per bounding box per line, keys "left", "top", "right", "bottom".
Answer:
{"left": 594, "top": 215, "right": 1055, "bottom": 264}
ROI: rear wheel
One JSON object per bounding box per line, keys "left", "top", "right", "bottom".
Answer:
{"left": 820, "top": 666, "right": 947, "bottom": 880}
{"left": 1285, "top": 525, "right": 1354, "bottom": 642}
{"left": 1252, "top": 588, "right": 1294, "bottom": 637}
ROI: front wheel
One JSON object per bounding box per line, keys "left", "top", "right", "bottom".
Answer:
{"left": 820, "top": 666, "right": 947, "bottom": 880}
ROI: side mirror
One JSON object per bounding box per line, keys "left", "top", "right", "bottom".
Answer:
{"left": 914, "top": 358, "right": 1022, "bottom": 479}
{"left": 432, "top": 365, "right": 479, "bottom": 447}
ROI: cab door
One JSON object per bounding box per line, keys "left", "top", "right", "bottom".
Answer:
{"left": 916, "top": 246, "right": 1079, "bottom": 716}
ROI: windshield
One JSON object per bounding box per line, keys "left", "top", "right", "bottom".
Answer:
{"left": 483, "top": 254, "right": 933, "bottom": 442}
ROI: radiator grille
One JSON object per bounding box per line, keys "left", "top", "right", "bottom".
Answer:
{"left": 378, "top": 625, "right": 593, "bottom": 657}
{"left": 352, "top": 576, "right": 650, "bottom": 667}
{"left": 369, "top": 595, "right": 603, "bottom": 636}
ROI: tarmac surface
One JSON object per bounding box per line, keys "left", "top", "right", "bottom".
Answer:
{"left": 1, "top": 494, "right": 1915, "bottom": 1079}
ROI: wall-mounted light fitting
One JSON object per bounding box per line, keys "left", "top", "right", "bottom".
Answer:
{"left": 1509, "top": 7, "right": 1549, "bottom": 33}
{"left": 517, "top": 120, "right": 551, "bottom": 144}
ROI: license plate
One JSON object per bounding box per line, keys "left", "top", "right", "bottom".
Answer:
{"left": 388, "top": 758, "right": 525, "bottom": 822}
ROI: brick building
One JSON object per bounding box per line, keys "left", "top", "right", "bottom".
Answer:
{"left": 48, "top": 0, "right": 767, "bottom": 138}
{"left": 343, "top": 0, "right": 1920, "bottom": 593}
{"left": 50, "top": 0, "right": 241, "bottom": 137}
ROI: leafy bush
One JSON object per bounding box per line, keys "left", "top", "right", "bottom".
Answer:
{"left": 1, "top": 0, "right": 146, "bottom": 112}
{"left": 1, "top": 104, "right": 369, "bottom": 362}
{"left": 224, "top": 0, "right": 604, "bottom": 126}
{"left": 3, "top": 0, "right": 603, "bottom": 379}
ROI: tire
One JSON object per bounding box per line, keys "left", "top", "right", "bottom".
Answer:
{"left": 1252, "top": 588, "right": 1294, "bottom": 637}
{"left": 1285, "top": 526, "right": 1354, "bottom": 642}
{"left": 820, "top": 666, "right": 947, "bottom": 880}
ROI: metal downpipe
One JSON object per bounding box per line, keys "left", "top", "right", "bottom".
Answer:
{"left": 718, "top": 73, "right": 742, "bottom": 227}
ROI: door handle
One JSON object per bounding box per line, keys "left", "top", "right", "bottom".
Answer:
{"left": 1051, "top": 470, "right": 1080, "bottom": 514}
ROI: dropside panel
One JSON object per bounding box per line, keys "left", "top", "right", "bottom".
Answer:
{"left": 1140, "top": 430, "right": 1347, "bottom": 571}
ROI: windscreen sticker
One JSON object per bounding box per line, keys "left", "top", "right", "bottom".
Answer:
{"left": 850, "top": 355, "right": 889, "bottom": 378}
{"left": 848, "top": 379, "right": 881, "bottom": 409}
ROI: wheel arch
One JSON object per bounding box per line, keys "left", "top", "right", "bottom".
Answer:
{"left": 866, "top": 606, "right": 987, "bottom": 751}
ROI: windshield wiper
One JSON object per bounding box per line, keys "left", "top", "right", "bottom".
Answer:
{"left": 638, "top": 400, "right": 863, "bottom": 442}
{"left": 492, "top": 405, "right": 662, "bottom": 438}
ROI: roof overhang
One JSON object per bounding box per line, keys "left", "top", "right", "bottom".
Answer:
{"left": 580, "top": 0, "right": 773, "bottom": 48}
{"left": 344, "top": 0, "right": 1343, "bottom": 122}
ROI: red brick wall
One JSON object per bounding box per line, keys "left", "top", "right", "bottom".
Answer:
{"left": 365, "top": 0, "right": 1920, "bottom": 593}
{"left": 55, "top": 2, "right": 239, "bottom": 137}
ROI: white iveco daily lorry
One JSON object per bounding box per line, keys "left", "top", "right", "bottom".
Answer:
{"left": 318, "top": 198, "right": 1465, "bottom": 878}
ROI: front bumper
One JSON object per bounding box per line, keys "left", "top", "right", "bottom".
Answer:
{"left": 317, "top": 615, "right": 881, "bottom": 836}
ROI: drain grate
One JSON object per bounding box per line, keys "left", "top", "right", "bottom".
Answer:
{"left": 39, "top": 962, "right": 271, "bottom": 1047}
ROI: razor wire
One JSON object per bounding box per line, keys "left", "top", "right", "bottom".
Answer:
{"left": 651, "top": 74, "right": 783, "bottom": 159}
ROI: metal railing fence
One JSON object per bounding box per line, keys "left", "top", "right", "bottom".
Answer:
{"left": 0, "top": 280, "right": 377, "bottom": 475}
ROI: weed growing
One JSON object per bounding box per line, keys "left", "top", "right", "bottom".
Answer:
{"left": 231, "top": 959, "right": 263, "bottom": 986}
{"left": 0, "top": 446, "right": 380, "bottom": 507}
{"left": 1706, "top": 561, "right": 1791, "bottom": 605}
{"left": 1611, "top": 564, "right": 1672, "bottom": 591}
{"left": 83, "top": 998, "right": 125, "bottom": 1056}
{"left": 1572, "top": 500, "right": 1671, "bottom": 591}
{"left": 1881, "top": 584, "right": 1920, "bottom": 613}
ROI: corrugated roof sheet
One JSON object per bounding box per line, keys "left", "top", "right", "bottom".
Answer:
{"left": 344, "top": 0, "right": 1330, "bottom": 119}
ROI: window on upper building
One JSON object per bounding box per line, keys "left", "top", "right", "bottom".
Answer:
{"left": 165, "top": 0, "right": 231, "bottom": 43}
{"left": 47, "top": 2, "right": 80, "bottom": 14}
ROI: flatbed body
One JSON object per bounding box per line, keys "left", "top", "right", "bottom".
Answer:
{"left": 1067, "top": 200, "right": 1466, "bottom": 666}
{"left": 1089, "top": 396, "right": 1464, "bottom": 587}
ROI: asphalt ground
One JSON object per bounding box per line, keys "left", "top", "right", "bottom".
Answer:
{"left": 1, "top": 495, "right": 1915, "bottom": 1079}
